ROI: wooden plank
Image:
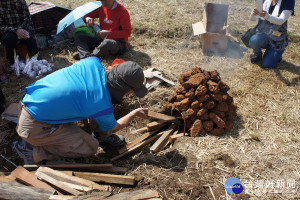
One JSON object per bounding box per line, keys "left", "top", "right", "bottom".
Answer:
{"left": 96, "top": 166, "right": 128, "bottom": 174}
{"left": 150, "top": 125, "right": 177, "bottom": 153}
{"left": 147, "top": 121, "right": 166, "bottom": 131}
{"left": 118, "top": 130, "right": 158, "bottom": 154}
{"left": 73, "top": 172, "right": 135, "bottom": 186}
{"left": 132, "top": 126, "right": 148, "bottom": 134}
{"left": 169, "top": 132, "right": 185, "bottom": 143}
{"left": 60, "top": 182, "right": 92, "bottom": 192}
{"left": 11, "top": 166, "right": 59, "bottom": 194}
{"left": 0, "top": 175, "right": 16, "bottom": 182}
{"left": 31, "top": 167, "right": 127, "bottom": 174}
{"left": 111, "top": 131, "right": 164, "bottom": 161}
{"left": 35, "top": 171, "right": 82, "bottom": 196}
{"left": 49, "top": 195, "right": 74, "bottom": 200}
{"left": 0, "top": 181, "right": 54, "bottom": 200}
{"left": 132, "top": 121, "right": 165, "bottom": 135}
{"left": 37, "top": 167, "right": 109, "bottom": 191}
{"left": 24, "top": 163, "right": 113, "bottom": 170}
{"left": 104, "top": 189, "right": 160, "bottom": 200}
{"left": 148, "top": 111, "right": 176, "bottom": 121}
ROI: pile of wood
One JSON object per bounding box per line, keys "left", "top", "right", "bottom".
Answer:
{"left": 164, "top": 67, "right": 237, "bottom": 136}
{"left": 111, "top": 111, "right": 184, "bottom": 161}
{"left": 0, "top": 164, "right": 160, "bottom": 200}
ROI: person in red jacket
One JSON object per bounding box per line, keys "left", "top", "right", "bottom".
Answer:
{"left": 73, "top": 0, "right": 131, "bottom": 60}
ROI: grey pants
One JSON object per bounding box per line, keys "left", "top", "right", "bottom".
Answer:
{"left": 75, "top": 34, "right": 126, "bottom": 59}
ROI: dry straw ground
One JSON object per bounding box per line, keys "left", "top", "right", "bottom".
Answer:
{"left": 0, "top": 0, "right": 299, "bottom": 199}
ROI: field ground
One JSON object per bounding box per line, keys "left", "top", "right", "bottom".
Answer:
{"left": 0, "top": 0, "right": 299, "bottom": 199}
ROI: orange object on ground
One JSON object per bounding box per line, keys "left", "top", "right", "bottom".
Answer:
{"left": 106, "top": 58, "right": 125, "bottom": 71}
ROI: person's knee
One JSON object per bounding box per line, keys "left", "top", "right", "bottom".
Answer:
{"left": 261, "top": 58, "right": 277, "bottom": 69}
{"left": 2, "top": 33, "right": 18, "bottom": 46}
{"left": 249, "top": 35, "right": 260, "bottom": 48}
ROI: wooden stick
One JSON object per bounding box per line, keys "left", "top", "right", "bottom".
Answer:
{"left": 24, "top": 163, "right": 113, "bottom": 170}
{"left": 0, "top": 181, "right": 55, "bottom": 200}
{"left": 104, "top": 189, "right": 160, "bottom": 200}
{"left": 11, "top": 166, "right": 59, "bottom": 194}
{"left": 150, "top": 125, "right": 177, "bottom": 153}
{"left": 147, "top": 121, "right": 166, "bottom": 131}
{"left": 111, "top": 132, "right": 164, "bottom": 162}
{"left": 148, "top": 111, "right": 176, "bottom": 121}
{"left": 36, "top": 167, "right": 109, "bottom": 191}
{"left": 49, "top": 195, "right": 75, "bottom": 200}
{"left": 35, "top": 171, "right": 82, "bottom": 196}
{"left": 169, "top": 132, "right": 185, "bottom": 143}
{"left": 118, "top": 130, "right": 158, "bottom": 154}
{"left": 133, "top": 127, "right": 148, "bottom": 134}
{"left": 73, "top": 172, "right": 135, "bottom": 186}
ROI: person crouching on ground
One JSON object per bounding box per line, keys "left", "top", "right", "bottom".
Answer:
{"left": 73, "top": 0, "right": 131, "bottom": 60}
{"left": 0, "top": 0, "right": 39, "bottom": 82}
{"left": 249, "top": 0, "right": 295, "bottom": 69}
{"left": 13, "top": 57, "right": 148, "bottom": 164}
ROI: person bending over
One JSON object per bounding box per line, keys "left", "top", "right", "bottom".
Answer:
{"left": 13, "top": 57, "right": 148, "bottom": 164}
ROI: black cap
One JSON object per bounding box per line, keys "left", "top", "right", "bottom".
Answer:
{"left": 106, "top": 61, "right": 148, "bottom": 104}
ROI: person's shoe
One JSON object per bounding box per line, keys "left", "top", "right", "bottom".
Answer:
{"left": 0, "top": 73, "right": 8, "bottom": 83}
{"left": 12, "top": 140, "right": 35, "bottom": 165}
{"left": 94, "top": 133, "right": 125, "bottom": 146}
{"left": 250, "top": 55, "right": 262, "bottom": 64}
{"left": 72, "top": 51, "right": 80, "bottom": 60}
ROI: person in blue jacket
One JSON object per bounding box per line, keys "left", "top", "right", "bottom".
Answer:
{"left": 13, "top": 57, "right": 148, "bottom": 164}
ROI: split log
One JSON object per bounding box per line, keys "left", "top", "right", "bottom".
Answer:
{"left": 169, "top": 133, "right": 185, "bottom": 143}
{"left": 150, "top": 125, "right": 177, "bottom": 153}
{"left": 11, "top": 166, "right": 61, "bottom": 194}
{"left": 148, "top": 111, "right": 176, "bottom": 121}
{"left": 111, "top": 132, "right": 164, "bottom": 161}
{"left": 36, "top": 167, "right": 109, "bottom": 191}
{"left": 35, "top": 171, "right": 82, "bottom": 196}
{"left": 0, "top": 181, "right": 54, "bottom": 200}
{"left": 104, "top": 189, "right": 160, "bottom": 200}
{"left": 73, "top": 172, "right": 135, "bottom": 186}
{"left": 118, "top": 130, "right": 158, "bottom": 154}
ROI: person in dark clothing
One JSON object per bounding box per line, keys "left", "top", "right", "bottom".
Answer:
{"left": 0, "top": 0, "right": 39, "bottom": 82}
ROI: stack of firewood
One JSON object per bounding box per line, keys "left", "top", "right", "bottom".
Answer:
{"left": 0, "top": 164, "right": 160, "bottom": 200}
{"left": 164, "top": 67, "right": 237, "bottom": 136}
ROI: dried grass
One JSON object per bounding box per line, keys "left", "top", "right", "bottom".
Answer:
{"left": 0, "top": 0, "right": 297, "bottom": 199}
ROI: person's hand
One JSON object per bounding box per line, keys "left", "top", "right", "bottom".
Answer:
{"left": 258, "top": 10, "right": 267, "bottom": 18}
{"left": 85, "top": 17, "right": 94, "bottom": 26}
{"left": 133, "top": 108, "right": 149, "bottom": 119}
{"left": 16, "top": 29, "right": 29, "bottom": 39}
{"left": 253, "top": 9, "right": 260, "bottom": 16}
{"left": 96, "top": 30, "right": 110, "bottom": 39}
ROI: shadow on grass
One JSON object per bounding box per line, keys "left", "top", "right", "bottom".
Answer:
{"left": 273, "top": 60, "right": 300, "bottom": 86}
{"left": 102, "top": 44, "right": 152, "bottom": 69}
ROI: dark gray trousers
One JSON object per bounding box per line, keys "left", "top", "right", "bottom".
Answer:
{"left": 74, "top": 34, "right": 126, "bottom": 59}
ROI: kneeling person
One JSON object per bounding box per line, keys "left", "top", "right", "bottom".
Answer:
{"left": 14, "top": 57, "right": 148, "bottom": 164}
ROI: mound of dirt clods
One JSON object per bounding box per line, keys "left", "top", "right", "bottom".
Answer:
{"left": 164, "top": 67, "right": 237, "bottom": 136}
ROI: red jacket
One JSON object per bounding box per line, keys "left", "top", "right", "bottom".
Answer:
{"left": 84, "top": 3, "right": 131, "bottom": 47}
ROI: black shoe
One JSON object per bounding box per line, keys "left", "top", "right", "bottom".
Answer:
{"left": 250, "top": 55, "right": 262, "bottom": 64}
{"left": 93, "top": 132, "right": 125, "bottom": 146}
